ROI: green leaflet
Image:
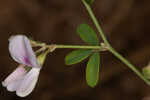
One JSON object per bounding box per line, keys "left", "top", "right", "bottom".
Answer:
{"left": 85, "top": 0, "right": 94, "bottom": 5}
{"left": 65, "top": 49, "right": 92, "bottom": 65}
{"left": 77, "top": 24, "right": 99, "bottom": 45}
{"left": 86, "top": 52, "right": 100, "bottom": 87}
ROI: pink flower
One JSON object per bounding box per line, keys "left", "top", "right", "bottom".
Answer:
{"left": 2, "top": 35, "right": 41, "bottom": 97}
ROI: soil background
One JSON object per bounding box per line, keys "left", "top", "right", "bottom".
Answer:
{"left": 0, "top": 0, "right": 150, "bottom": 100}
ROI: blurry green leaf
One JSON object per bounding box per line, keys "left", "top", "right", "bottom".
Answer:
{"left": 77, "top": 24, "right": 99, "bottom": 45}
{"left": 65, "top": 50, "right": 92, "bottom": 65}
{"left": 85, "top": 0, "right": 94, "bottom": 5}
{"left": 86, "top": 52, "right": 100, "bottom": 87}
{"left": 143, "top": 67, "right": 150, "bottom": 79}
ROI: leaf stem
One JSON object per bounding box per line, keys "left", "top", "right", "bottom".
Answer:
{"left": 55, "top": 45, "right": 101, "bottom": 49}
{"left": 108, "top": 47, "right": 150, "bottom": 85}
{"left": 32, "top": 41, "right": 101, "bottom": 50}
{"left": 82, "top": 0, "right": 109, "bottom": 45}
{"left": 82, "top": 0, "right": 150, "bottom": 85}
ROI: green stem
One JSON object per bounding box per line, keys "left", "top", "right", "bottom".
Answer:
{"left": 33, "top": 41, "right": 101, "bottom": 50}
{"left": 55, "top": 45, "right": 101, "bottom": 49}
{"left": 82, "top": 0, "right": 109, "bottom": 45}
{"left": 108, "top": 47, "right": 150, "bottom": 85}
{"left": 33, "top": 41, "right": 102, "bottom": 52}
{"left": 82, "top": 0, "right": 150, "bottom": 85}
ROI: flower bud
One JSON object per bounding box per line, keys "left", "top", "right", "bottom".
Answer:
{"left": 37, "top": 52, "right": 47, "bottom": 66}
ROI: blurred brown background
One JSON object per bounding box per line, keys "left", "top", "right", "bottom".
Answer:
{"left": 0, "top": 0, "right": 150, "bottom": 100}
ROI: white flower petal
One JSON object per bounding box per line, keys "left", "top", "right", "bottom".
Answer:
{"left": 9, "top": 35, "right": 40, "bottom": 68}
{"left": 7, "top": 79, "right": 23, "bottom": 92}
{"left": 16, "top": 68, "right": 40, "bottom": 97}
{"left": 2, "top": 65, "right": 27, "bottom": 87}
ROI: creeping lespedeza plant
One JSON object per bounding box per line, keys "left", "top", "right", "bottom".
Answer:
{"left": 2, "top": 0, "right": 150, "bottom": 97}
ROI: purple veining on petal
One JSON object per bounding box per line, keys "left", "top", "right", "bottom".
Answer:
{"left": 23, "top": 56, "right": 32, "bottom": 66}
{"left": 9, "top": 35, "right": 40, "bottom": 68}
